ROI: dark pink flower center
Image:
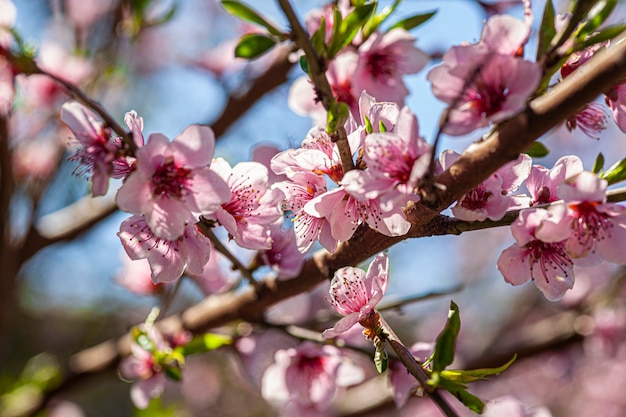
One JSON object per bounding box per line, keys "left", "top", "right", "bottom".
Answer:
{"left": 569, "top": 201, "right": 613, "bottom": 251}
{"left": 526, "top": 240, "right": 572, "bottom": 283}
{"left": 151, "top": 158, "right": 191, "bottom": 198}
{"left": 222, "top": 176, "right": 261, "bottom": 223}
{"left": 366, "top": 50, "right": 397, "bottom": 79}
{"left": 465, "top": 79, "right": 509, "bottom": 117}
{"left": 460, "top": 185, "right": 492, "bottom": 210}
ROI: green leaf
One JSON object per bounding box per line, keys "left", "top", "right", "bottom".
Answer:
{"left": 578, "top": 0, "right": 617, "bottom": 38}
{"left": 310, "top": 16, "right": 328, "bottom": 60}
{"left": 164, "top": 366, "right": 182, "bottom": 381}
{"left": 525, "top": 141, "right": 550, "bottom": 158}
{"left": 363, "top": 114, "right": 373, "bottom": 134}
{"left": 180, "top": 333, "right": 232, "bottom": 355}
{"left": 436, "top": 378, "right": 485, "bottom": 414}
{"left": 440, "top": 355, "right": 517, "bottom": 384}
{"left": 432, "top": 301, "right": 460, "bottom": 373}
{"left": 327, "top": 102, "right": 351, "bottom": 132}
{"left": 234, "top": 33, "right": 276, "bottom": 59}
{"left": 328, "top": 3, "right": 376, "bottom": 57}
{"left": 363, "top": 1, "right": 401, "bottom": 37}
{"left": 374, "top": 346, "right": 389, "bottom": 373}
{"left": 221, "top": 1, "right": 283, "bottom": 36}
{"left": 574, "top": 24, "right": 626, "bottom": 51}
{"left": 299, "top": 55, "right": 309, "bottom": 74}
{"left": 536, "top": 0, "right": 556, "bottom": 62}
{"left": 600, "top": 157, "right": 626, "bottom": 185}
{"left": 390, "top": 10, "right": 437, "bottom": 31}
{"left": 592, "top": 152, "right": 605, "bottom": 174}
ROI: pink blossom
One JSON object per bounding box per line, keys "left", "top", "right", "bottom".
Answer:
{"left": 258, "top": 224, "right": 305, "bottom": 280}
{"left": 288, "top": 50, "right": 360, "bottom": 122}
{"left": 428, "top": 46, "right": 541, "bottom": 136}
{"left": 186, "top": 241, "right": 239, "bottom": 295}
{"left": 118, "top": 215, "right": 212, "bottom": 283}
{"left": 526, "top": 155, "right": 583, "bottom": 206}
{"left": 0, "top": 0, "right": 16, "bottom": 48}
{"left": 261, "top": 341, "right": 364, "bottom": 412}
{"left": 208, "top": 158, "right": 283, "bottom": 250}
{"left": 252, "top": 144, "right": 287, "bottom": 184}
{"left": 64, "top": 0, "right": 116, "bottom": 31}
{"left": 115, "top": 255, "right": 165, "bottom": 296}
{"left": 441, "top": 151, "right": 531, "bottom": 221}
{"left": 119, "top": 326, "right": 170, "bottom": 410}
{"left": 497, "top": 207, "right": 574, "bottom": 301}
{"left": 323, "top": 252, "right": 388, "bottom": 338}
{"left": 61, "top": 101, "right": 130, "bottom": 196}
{"left": 20, "top": 43, "right": 92, "bottom": 106}
{"left": 558, "top": 171, "right": 626, "bottom": 265}
{"left": 353, "top": 28, "right": 429, "bottom": 105}
{"left": 353, "top": 90, "right": 400, "bottom": 135}
{"left": 272, "top": 171, "right": 336, "bottom": 254}
{"left": 305, "top": 186, "right": 411, "bottom": 241}
{"left": 565, "top": 102, "right": 609, "bottom": 140}
{"left": 484, "top": 396, "right": 553, "bottom": 417}
{"left": 480, "top": 12, "right": 531, "bottom": 56}
{"left": 0, "top": 56, "right": 13, "bottom": 115}
{"left": 116, "top": 125, "right": 231, "bottom": 240}
{"left": 343, "top": 106, "right": 431, "bottom": 211}
{"left": 605, "top": 82, "right": 626, "bottom": 133}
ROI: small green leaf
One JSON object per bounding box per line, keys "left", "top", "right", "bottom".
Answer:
{"left": 379, "top": 120, "right": 388, "bottom": 133}
{"left": 525, "top": 141, "right": 550, "bottom": 158}
{"left": 578, "top": 0, "right": 617, "bottom": 38}
{"left": 299, "top": 55, "right": 309, "bottom": 74}
{"left": 390, "top": 10, "right": 437, "bottom": 32}
{"left": 536, "top": 0, "right": 556, "bottom": 62}
{"left": 432, "top": 301, "right": 460, "bottom": 373}
{"left": 364, "top": 114, "right": 373, "bottom": 134}
{"left": 234, "top": 33, "right": 276, "bottom": 59}
{"left": 592, "top": 152, "right": 605, "bottom": 174}
{"left": 600, "top": 157, "right": 626, "bottom": 185}
{"left": 363, "top": 1, "right": 401, "bottom": 37}
{"left": 574, "top": 24, "right": 626, "bottom": 52}
{"left": 221, "top": 1, "right": 283, "bottom": 36}
{"left": 310, "top": 16, "right": 328, "bottom": 60}
{"left": 440, "top": 355, "right": 517, "bottom": 384}
{"left": 328, "top": 3, "right": 376, "bottom": 57}
{"left": 180, "top": 333, "right": 232, "bottom": 355}
{"left": 436, "top": 378, "right": 485, "bottom": 413}
{"left": 374, "top": 346, "right": 389, "bottom": 373}
{"left": 164, "top": 366, "right": 182, "bottom": 381}
{"left": 327, "top": 102, "right": 351, "bottom": 132}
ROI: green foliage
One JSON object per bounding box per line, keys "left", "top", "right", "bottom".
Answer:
{"left": 578, "top": 0, "right": 617, "bottom": 36}
{"left": 327, "top": 102, "right": 351, "bottom": 132}
{"left": 536, "top": 0, "right": 556, "bottom": 62}
{"left": 362, "top": 0, "right": 401, "bottom": 37}
{"left": 180, "top": 333, "right": 233, "bottom": 355}
{"left": 574, "top": 24, "right": 626, "bottom": 51}
{"left": 431, "top": 301, "right": 460, "bottom": 373}
{"left": 134, "top": 397, "right": 181, "bottom": 417}
{"left": 525, "top": 142, "right": 550, "bottom": 158}
{"left": 328, "top": 4, "right": 376, "bottom": 58}
{"left": 234, "top": 34, "right": 276, "bottom": 59}
{"left": 592, "top": 152, "right": 605, "bottom": 174}
{"left": 600, "top": 157, "right": 626, "bottom": 185}
{"left": 221, "top": 1, "right": 283, "bottom": 36}
{"left": 374, "top": 345, "right": 389, "bottom": 373}
{"left": 389, "top": 10, "right": 437, "bottom": 32}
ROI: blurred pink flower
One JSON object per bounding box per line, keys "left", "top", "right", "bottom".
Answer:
{"left": 64, "top": 0, "right": 117, "bottom": 30}
{"left": 605, "top": 82, "right": 626, "bottom": 133}
{"left": 61, "top": 101, "right": 130, "bottom": 196}
{"left": 353, "top": 28, "right": 429, "bottom": 105}
{"left": 484, "top": 396, "right": 553, "bottom": 417}
{"left": 323, "top": 252, "right": 388, "bottom": 338}
{"left": 115, "top": 255, "right": 164, "bottom": 296}
{"left": 259, "top": 224, "right": 305, "bottom": 280}
{"left": 116, "top": 125, "right": 231, "bottom": 240}
{"left": 261, "top": 341, "right": 364, "bottom": 412}
{"left": 428, "top": 46, "right": 541, "bottom": 136}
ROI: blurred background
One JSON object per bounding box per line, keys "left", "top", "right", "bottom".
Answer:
{"left": 2, "top": 0, "right": 626, "bottom": 416}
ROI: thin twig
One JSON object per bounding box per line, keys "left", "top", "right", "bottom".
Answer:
{"left": 197, "top": 222, "right": 261, "bottom": 291}
{"left": 276, "top": 0, "right": 355, "bottom": 174}
{"left": 379, "top": 316, "right": 460, "bottom": 417}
